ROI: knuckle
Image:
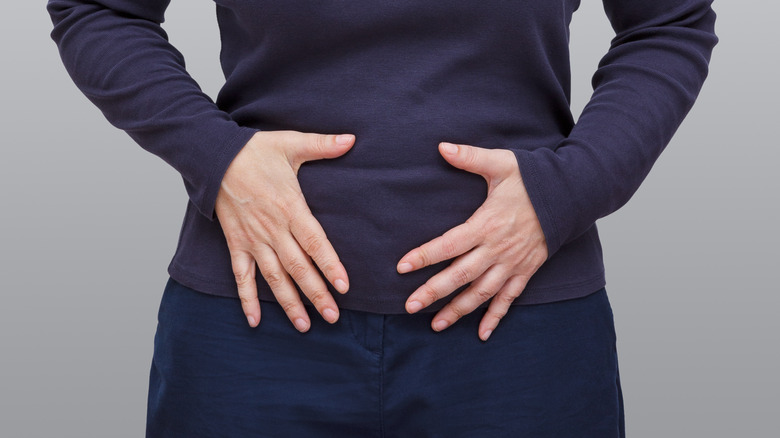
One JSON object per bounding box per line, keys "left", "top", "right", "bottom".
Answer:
{"left": 276, "top": 199, "right": 296, "bottom": 220}
{"left": 482, "top": 244, "right": 500, "bottom": 262}
{"left": 280, "top": 299, "right": 300, "bottom": 314}
{"left": 223, "top": 232, "right": 241, "bottom": 249}
{"left": 286, "top": 259, "right": 309, "bottom": 281}
{"left": 495, "top": 237, "right": 515, "bottom": 253}
{"left": 233, "top": 269, "right": 254, "bottom": 286}
{"left": 441, "top": 238, "right": 458, "bottom": 259}
{"left": 420, "top": 284, "right": 440, "bottom": 303}
{"left": 510, "top": 275, "right": 530, "bottom": 295}
{"left": 416, "top": 248, "right": 431, "bottom": 267}
{"left": 253, "top": 213, "right": 276, "bottom": 234}
{"left": 306, "top": 289, "right": 329, "bottom": 307}
{"left": 487, "top": 307, "right": 508, "bottom": 322}
{"left": 300, "top": 232, "right": 326, "bottom": 259}
{"left": 483, "top": 217, "right": 503, "bottom": 235}
{"left": 317, "top": 259, "right": 339, "bottom": 278}
{"left": 465, "top": 149, "right": 480, "bottom": 168}
{"left": 530, "top": 249, "right": 547, "bottom": 267}
{"left": 259, "top": 268, "right": 284, "bottom": 288}
{"left": 451, "top": 266, "right": 472, "bottom": 286}
{"left": 473, "top": 287, "right": 494, "bottom": 303}
{"left": 499, "top": 292, "right": 517, "bottom": 305}
{"left": 238, "top": 295, "right": 253, "bottom": 306}
{"left": 314, "top": 134, "right": 328, "bottom": 152}
{"left": 241, "top": 233, "right": 260, "bottom": 247}
{"left": 449, "top": 304, "right": 466, "bottom": 319}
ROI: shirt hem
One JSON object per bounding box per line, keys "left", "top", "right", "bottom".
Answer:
{"left": 168, "top": 261, "right": 606, "bottom": 314}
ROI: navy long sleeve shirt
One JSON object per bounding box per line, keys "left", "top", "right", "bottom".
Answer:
{"left": 47, "top": 0, "right": 718, "bottom": 313}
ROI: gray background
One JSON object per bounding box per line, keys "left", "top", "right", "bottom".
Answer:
{"left": 1, "top": 1, "right": 776, "bottom": 436}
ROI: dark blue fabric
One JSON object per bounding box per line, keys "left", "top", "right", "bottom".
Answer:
{"left": 48, "top": 1, "right": 717, "bottom": 313}
{"left": 147, "top": 278, "right": 624, "bottom": 437}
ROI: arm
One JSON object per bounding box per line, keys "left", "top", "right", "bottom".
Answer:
{"left": 47, "top": 0, "right": 258, "bottom": 220}
{"left": 48, "top": 0, "right": 356, "bottom": 330}
{"left": 513, "top": 0, "right": 719, "bottom": 258}
{"left": 398, "top": 0, "right": 718, "bottom": 340}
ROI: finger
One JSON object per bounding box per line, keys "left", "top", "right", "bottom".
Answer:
{"left": 397, "top": 221, "right": 481, "bottom": 274}
{"left": 405, "top": 246, "right": 492, "bottom": 313}
{"left": 288, "top": 209, "right": 349, "bottom": 294}
{"left": 285, "top": 132, "right": 355, "bottom": 169}
{"left": 230, "top": 250, "right": 261, "bottom": 328}
{"left": 429, "top": 265, "right": 509, "bottom": 332}
{"left": 254, "top": 244, "right": 311, "bottom": 333}
{"left": 439, "top": 142, "right": 516, "bottom": 181}
{"left": 478, "top": 274, "right": 529, "bottom": 341}
{"left": 275, "top": 234, "right": 340, "bottom": 324}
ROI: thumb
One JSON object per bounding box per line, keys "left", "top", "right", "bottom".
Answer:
{"left": 294, "top": 133, "right": 355, "bottom": 164}
{"left": 439, "top": 142, "right": 513, "bottom": 180}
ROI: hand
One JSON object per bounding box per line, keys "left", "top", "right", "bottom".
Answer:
{"left": 398, "top": 142, "right": 548, "bottom": 341}
{"left": 215, "top": 130, "right": 355, "bottom": 331}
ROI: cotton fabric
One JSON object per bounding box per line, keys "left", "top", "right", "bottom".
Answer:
{"left": 47, "top": 0, "right": 718, "bottom": 313}
{"left": 148, "top": 278, "right": 623, "bottom": 437}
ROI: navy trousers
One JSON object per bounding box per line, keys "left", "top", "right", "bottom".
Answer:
{"left": 147, "top": 277, "right": 624, "bottom": 437}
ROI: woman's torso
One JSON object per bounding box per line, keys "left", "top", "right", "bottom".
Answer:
{"left": 167, "top": 0, "right": 606, "bottom": 312}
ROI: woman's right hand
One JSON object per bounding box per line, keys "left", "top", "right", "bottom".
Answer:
{"left": 215, "top": 130, "right": 355, "bottom": 332}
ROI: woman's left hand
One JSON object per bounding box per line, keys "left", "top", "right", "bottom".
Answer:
{"left": 398, "top": 142, "right": 548, "bottom": 341}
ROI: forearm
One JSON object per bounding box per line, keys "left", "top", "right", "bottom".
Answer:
{"left": 512, "top": 0, "right": 718, "bottom": 257}
{"left": 47, "top": 0, "right": 257, "bottom": 220}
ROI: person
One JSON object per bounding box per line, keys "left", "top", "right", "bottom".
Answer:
{"left": 47, "top": 0, "right": 718, "bottom": 436}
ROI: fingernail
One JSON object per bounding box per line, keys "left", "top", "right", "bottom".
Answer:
{"left": 335, "top": 134, "right": 354, "bottom": 146}
{"left": 481, "top": 330, "right": 493, "bottom": 341}
{"left": 334, "top": 278, "right": 348, "bottom": 294}
{"left": 398, "top": 262, "right": 413, "bottom": 274}
{"left": 407, "top": 300, "right": 423, "bottom": 314}
{"left": 432, "top": 319, "right": 449, "bottom": 331}
{"left": 441, "top": 142, "right": 458, "bottom": 155}
{"left": 247, "top": 315, "right": 257, "bottom": 327}
{"left": 323, "top": 308, "right": 339, "bottom": 323}
{"left": 294, "top": 318, "right": 309, "bottom": 332}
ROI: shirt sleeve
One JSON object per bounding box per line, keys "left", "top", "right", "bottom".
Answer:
{"left": 47, "top": 0, "right": 259, "bottom": 221}
{"left": 511, "top": 0, "right": 718, "bottom": 258}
